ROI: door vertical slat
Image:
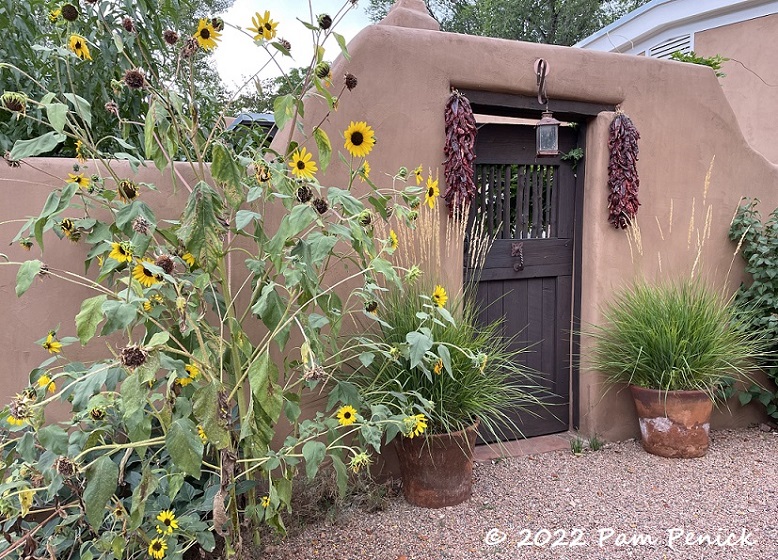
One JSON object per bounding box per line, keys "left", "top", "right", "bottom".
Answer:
{"left": 503, "top": 166, "right": 512, "bottom": 238}
{"left": 521, "top": 166, "right": 530, "bottom": 238}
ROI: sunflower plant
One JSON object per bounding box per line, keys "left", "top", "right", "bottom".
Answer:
{"left": 0, "top": 2, "right": 430, "bottom": 559}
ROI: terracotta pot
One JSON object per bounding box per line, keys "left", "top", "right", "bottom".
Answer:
{"left": 629, "top": 385, "right": 713, "bottom": 458}
{"left": 393, "top": 420, "right": 479, "bottom": 508}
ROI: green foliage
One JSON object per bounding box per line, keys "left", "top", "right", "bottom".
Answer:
{"left": 588, "top": 278, "right": 766, "bottom": 398}
{"left": 570, "top": 435, "right": 584, "bottom": 455}
{"left": 728, "top": 199, "right": 778, "bottom": 419}
{"left": 366, "top": 0, "right": 651, "bottom": 45}
{"left": 348, "top": 282, "right": 545, "bottom": 439}
{"left": 670, "top": 51, "right": 729, "bottom": 78}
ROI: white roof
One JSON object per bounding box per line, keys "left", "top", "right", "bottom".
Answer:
{"left": 575, "top": 0, "right": 778, "bottom": 54}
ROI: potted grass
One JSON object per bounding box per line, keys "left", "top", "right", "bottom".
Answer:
{"left": 349, "top": 280, "right": 543, "bottom": 508}
{"left": 588, "top": 278, "right": 766, "bottom": 458}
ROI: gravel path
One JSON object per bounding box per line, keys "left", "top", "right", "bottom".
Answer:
{"left": 267, "top": 427, "right": 778, "bottom": 560}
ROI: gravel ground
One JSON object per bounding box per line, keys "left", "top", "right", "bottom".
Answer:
{"left": 266, "top": 427, "right": 778, "bottom": 560}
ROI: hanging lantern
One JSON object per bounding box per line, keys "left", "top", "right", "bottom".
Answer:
{"left": 536, "top": 110, "right": 560, "bottom": 157}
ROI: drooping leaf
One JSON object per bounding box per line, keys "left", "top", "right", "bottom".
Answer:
{"left": 166, "top": 418, "right": 203, "bottom": 478}
{"left": 302, "top": 440, "right": 326, "bottom": 480}
{"left": 211, "top": 142, "right": 244, "bottom": 209}
{"left": 247, "top": 353, "right": 283, "bottom": 424}
{"left": 15, "top": 259, "right": 42, "bottom": 296}
{"left": 84, "top": 455, "right": 119, "bottom": 528}
{"left": 313, "top": 127, "right": 332, "bottom": 172}
{"left": 37, "top": 425, "right": 69, "bottom": 455}
{"left": 407, "top": 330, "right": 433, "bottom": 369}
{"left": 75, "top": 295, "right": 107, "bottom": 344}
{"left": 332, "top": 32, "right": 351, "bottom": 61}
{"left": 45, "top": 102, "right": 69, "bottom": 133}
{"left": 10, "top": 131, "right": 66, "bottom": 160}
{"left": 63, "top": 93, "right": 92, "bottom": 128}
{"left": 193, "top": 382, "right": 231, "bottom": 449}
{"left": 100, "top": 300, "right": 138, "bottom": 335}
{"left": 177, "top": 181, "right": 226, "bottom": 271}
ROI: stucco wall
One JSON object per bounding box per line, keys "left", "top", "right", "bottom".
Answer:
{"left": 695, "top": 13, "right": 778, "bottom": 164}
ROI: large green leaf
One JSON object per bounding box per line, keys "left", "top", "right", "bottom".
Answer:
{"left": 15, "top": 259, "right": 42, "bottom": 296}
{"left": 84, "top": 455, "right": 119, "bottom": 528}
{"left": 407, "top": 329, "right": 433, "bottom": 369}
{"left": 75, "top": 295, "right": 107, "bottom": 344}
{"left": 129, "top": 465, "right": 159, "bottom": 530}
{"left": 302, "top": 441, "right": 326, "bottom": 480}
{"left": 246, "top": 353, "right": 283, "bottom": 424}
{"left": 251, "top": 282, "right": 290, "bottom": 349}
{"left": 9, "top": 131, "right": 65, "bottom": 160}
{"left": 177, "top": 181, "right": 226, "bottom": 271}
{"left": 193, "top": 382, "right": 231, "bottom": 449}
{"left": 313, "top": 127, "right": 332, "bottom": 172}
{"left": 63, "top": 93, "right": 92, "bottom": 128}
{"left": 211, "top": 142, "right": 243, "bottom": 209}
{"left": 37, "top": 425, "right": 69, "bottom": 455}
{"left": 45, "top": 102, "right": 69, "bottom": 133}
{"left": 100, "top": 300, "right": 138, "bottom": 335}
{"left": 166, "top": 418, "right": 203, "bottom": 478}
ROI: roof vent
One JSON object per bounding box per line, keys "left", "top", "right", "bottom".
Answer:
{"left": 648, "top": 34, "right": 692, "bottom": 59}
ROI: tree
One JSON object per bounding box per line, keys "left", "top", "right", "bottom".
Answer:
{"left": 0, "top": 0, "right": 234, "bottom": 156}
{"left": 365, "top": 0, "right": 649, "bottom": 46}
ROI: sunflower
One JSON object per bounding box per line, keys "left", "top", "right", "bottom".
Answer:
{"left": 433, "top": 359, "right": 443, "bottom": 375}
{"left": 60, "top": 218, "right": 76, "bottom": 238}
{"left": 6, "top": 412, "right": 28, "bottom": 427}
{"left": 404, "top": 413, "right": 428, "bottom": 438}
{"left": 193, "top": 18, "right": 220, "bottom": 50}
{"left": 413, "top": 165, "right": 423, "bottom": 185}
{"left": 132, "top": 259, "right": 162, "bottom": 288}
{"left": 343, "top": 121, "right": 375, "bottom": 158}
{"left": 18, "top": 488, "right": 34, "bottom": 516}
{"left": 49, "top": 8, "right": 61, "bottom": 22}
{"left": 68, "top": 35, "right": 92, "bottom": 60}
{"left": 109, "top": 241, "right": 134, "bottom": 263}
{"left": 248, "top": 11, "right": 278, "bottom": 41}
{"left": 349, "top": 451, "right": 372, "bottom": 473}
{"left": 431, "top": 285, "right": 448, "bottom": 308}
{"left": 156, "top": 509, "right": 179, "bottom": 535}
{"left": 176, "top": 363, "right": 200, "bottom": 386}
{"left": 181, "top": 252, "right": 196, "bottom": 268}
{"left": 261, "top": 495, "right": 271, "bottom": 508}
{"left": 197, "top": 425, "right": 208, "bottom": 443}
{"left": 424, "top": 174, "right": 440, "bottom": 209}
{"left": 75, "top": 140, "right": 86, "bottom": 162}
{"left": 288, "top": 147, "right": 318, "bottom": 180}
{"left": 42, "top": 332, "right": 62, "bottom": 354}
{"left": 67, "top": 173, "right": 91, "bottom": 189}
{"left": 358, "top": 160, "right": 370, "bottom": 182}
{"left": 336, "top": 405, "right": 357, "bottom": 426}
{"left": 147, "top": 538, "right": 167, "bottom": 560}
{"left": 37, "top": 374, "right": 56, "bottom": 393}
{"left": 389, "top": 229, "right": 398, "bottom": 251}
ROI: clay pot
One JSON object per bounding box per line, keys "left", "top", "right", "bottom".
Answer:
{"left": 394, "top": 420, "right": 479, "bottom": 508}
{"left": 629, "top": 385, "right": 713, "bottom": 458}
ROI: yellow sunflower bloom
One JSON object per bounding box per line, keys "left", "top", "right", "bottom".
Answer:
{"left": 37, "top": 374, "right": 56, "bottom": 393}
{"left": 358, "top": 160, "right": 371, "bottom": 182}
{"left": 49, "top": 9, "right": 61, "bottom": 22}
{"left": 75, "top": 140, "right": 87, "bottom": 163}
{"left": 404, "top": 413, "right": 428, "bottom": 438}
{"left": 148, "top": 538, "right": 167, "bottom": 560}
{"left": 289, "top": 147, "right": 318, "bottom": 180}
{"left": 433, "top": 359, "right": 443, "bottom": 375}
{"left": 413, "top": 165, "right": 423, "bottom": 185}
{"left": 181, "top": 252, "right": 196, "bottom": 268}
{"left": 132, "top": 259, "right": 162, "bottom": 288}
{"left": 7, "top": 414, "right": 28, "bottom": 427}
{"left": 193, "top": 18, "right": 220, "bottom": 50}
{"left": 389, "top": 229, "right": 399, "bottom": 251}
{"left": 431, "top": 285, "right": 448, "bottom": 308}
{"left": 197, "top": 425, "right": 208, "bottom": 443}
{"left": 176, "top": 363, "right": 200, "bottom": 386}
{"left": 68, "top": 35, "right": 92, "bottom": 60}
{"left": 19, "top": 488, "right": 34, "bottom": 516}
{"left": 109, "top": 242, "right": 134, "bottom": 263}
{"left": 336, "top": 405, "right": 357, "bottom": 426}
{"left": 156, "top": 509, "right": 179, "bottom": 535}
{"left": 261, "top": 495, "right": 271, "bottom": 508}
{"left": 248, "top": 11, "right": 278, "bottom": 41}
{"left": 343, "top": 121, "right": 375, "bottom": 158}
{"left": 67, "top": 173, "right": 91, "bottom": 189}
{"left": 424, "top": 174, "right": 440, "bottom": 209}
{"left": 42, "top": 332, "right": 62, "bottom": 354}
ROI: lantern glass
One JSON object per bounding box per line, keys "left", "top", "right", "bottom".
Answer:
{"left": 536, "top": 110, "right": 560, "bottom": 157}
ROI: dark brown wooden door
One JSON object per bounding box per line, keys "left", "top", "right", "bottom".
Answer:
{"left": 467, "top": 123, "right": 578, "bottom": 441}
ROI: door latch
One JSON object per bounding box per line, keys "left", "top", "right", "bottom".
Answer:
{"left": 511, "top": 242, "right": 524, "bottom": 271}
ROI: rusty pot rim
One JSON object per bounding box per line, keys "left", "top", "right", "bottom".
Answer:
{"left": 629, "top": 385, "right": 714, "bottom": 398}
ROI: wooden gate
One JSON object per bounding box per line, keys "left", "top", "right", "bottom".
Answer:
{"left": 467, "top": 121, "right": 580, "bottom": 441}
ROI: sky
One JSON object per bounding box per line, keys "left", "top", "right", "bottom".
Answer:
{"left": 212, "top": 1, "right": 373, "bottom": 92}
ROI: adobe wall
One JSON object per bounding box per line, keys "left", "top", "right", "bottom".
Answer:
{"left": 696, "top": 13, "right": 778, "bottom": 164}
{"left": 298, "top": 0, "right": 778, "bottom": 441}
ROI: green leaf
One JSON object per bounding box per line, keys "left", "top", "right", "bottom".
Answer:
{"left": 166, "top": 418, "right": 203, "bottom": 478}
{"left": 177, "top": 181, "right": 226, "bottom": 271}
{"left": 129, "top": 465, "right": 158, "bottom": 530}
{"left": 251, "top": 282, "right": 291, "bottom": 350}
{"left": 302, "top": 441, "right": 326, "bottom": 480}
{"left": 84, "top": 455, "right": 119, "bottom": 528}
{"left": 15, "top": 260, "right": 42, "bottom": 296}
{"left": 273, "top": 94, "right": 298, "bottom": 133}
{"left": 437, "top": 344, "right": 452, "bottom": 374}
{"left": 332, "top": 32, "right": 351, "bottom": 61}
{"left": 247, "top": 354, "right": 283, "bottom": 424}
{"left": 63, "top": 93, "right": 92, "bottom": 128}
{"left": 407, "top": 330, "right": 433, "bottom": 369}
{"left": 75, "top": 295, "right": 107, "bottom": 344}
{"left": 313, "top": 127, "right": 332, "bottom": 172}
{"left": 331, "top": 455, "right": 348, "bottom": 497}
{"left": 120, "top": 373, "right": 146, "bottom": 420}
{"left": 739, "top": 391, "right": 753, "bottom": 405}
{"left": 193, "top": 382, "right": 231, "bottom": 449}
{"left": 100, "top": 300, "right": 138, "bottom": 335}
{"left": 37, "top": 425, "right": 69, "bottom": 455}
{"left": 211, "top": 142, "right": 244, "bottom": 209}
{"left": 235, "top": 210, "right": 260, "bottom": 232}
{"left": 45, "top": 103, "right": 69, "bottom": 133}
{"left": 10, "top": 131, "right": 66, "bottom": 160}
{"left": 146, "top": 331, "right": 170, "bottom": 348}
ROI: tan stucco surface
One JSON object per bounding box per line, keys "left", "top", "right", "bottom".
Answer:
{"left": 2, "top": 1, "right": 777, "bottom": 443}
{"left": 696, "top": 13, "right": 778, "bottom": 164}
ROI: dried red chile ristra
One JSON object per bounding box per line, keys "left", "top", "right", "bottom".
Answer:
{"left": 443, "top": 89, "right": 477, "bottom": 214}
{"left": 607, "top": 109, "right": 641, "bottom": 229}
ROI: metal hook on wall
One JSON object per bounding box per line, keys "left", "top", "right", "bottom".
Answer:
{"left": 535, "top": 58, "right": 549, "bottom": 107}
